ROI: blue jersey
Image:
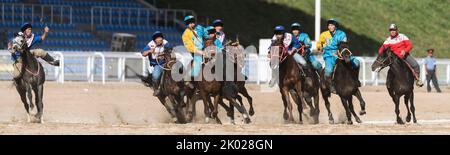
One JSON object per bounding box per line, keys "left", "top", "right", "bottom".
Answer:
{"left": 291, "top": 32, "right": 312, "bottom": 54}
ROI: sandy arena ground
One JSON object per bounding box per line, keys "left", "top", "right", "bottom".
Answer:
{"left": 0, "top": 81, "right": 449, "bottom": 135}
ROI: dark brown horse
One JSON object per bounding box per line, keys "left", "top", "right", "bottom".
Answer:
{"left": 372, "top": 47, "right": 417, "bottom": 124}
{"left": 139, "top": 48, "right": 187, "bottom": 123}
{"left": 270, "top": 38, "right": 305, "bottom": 123}
{"left": 185, "top": 40, "right": 251, "bottom": 124}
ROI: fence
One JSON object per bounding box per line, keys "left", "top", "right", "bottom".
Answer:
{"left": 0, "top": 50, "right": 449, "bottom": 86}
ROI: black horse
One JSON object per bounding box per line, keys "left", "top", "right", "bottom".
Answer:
{"left": 296, "top": 46, "right": 321, "bottom": 124}
{"left": 139, "top": 48, "right": 187, "bottom": 123}
{"left": 12, "top": 33, "right": 46, "bottom": 123}
{"left": 372, "top": 47, "right": 417, "bottom": 124}
{"left": 319, "top": 42, "right": 367, "bottom": 124}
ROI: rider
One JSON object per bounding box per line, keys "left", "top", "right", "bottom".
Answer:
{"left": 182, "top": 15, "right": 206, "bottom": 88}
{"left": 142, "top": 31, "right": 170, "bottom": 96}
{"left": 8, "top": 23, "right": 60, "bottom": 80}
{"left": 378, "top": 24, "right": 423, "bottom": 87}
{"left": 205, "top": 26, "right": 223, "bottom": 52}
{"left": 268, "top": 25, "right": 292, "bottom": 87}
{"left": 212, "top": 19, "right": 225, "bottom": 45}
{"left": 316, "top": 19, "right": 360, "bottom": 93}
{"left": 289, "top": 22, "right": 322, "bottom": 71}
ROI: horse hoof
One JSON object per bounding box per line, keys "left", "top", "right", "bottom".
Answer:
{"left": 347, "top": 121, "right": 353, "bottom": 125}
{"left": 356, "top": 118, "right": 362, "bottom": 124}
{"left": 244, "top": 118, "right": 251, "bottom": 124}
{"left": 298, "top": 121, "right": 303, "bottom": 125}
{"left": 406, "top": 115, "right": 411, "bottom": 123}
{"left": 283, "top": 112, "right": 289, "bottom": 121}
{"left": 359, "top": 110, "right": 366, "bottom": 116}
{"left": 205, "top": 117, "right": 210, "bottom": 123}
{"left": 329, "top": 119, "right": 334, "bottom": 124}
{"left": 230, "top": 120, "right": 236, "bottom": 125}
{"left": 396, "top": 118, "right": 404, "bottom": 125}
{"left": 172, "top": 117, "right": 178, "bottom": 123}
{"left": 249, "top": 109, "right": 255, "bottom": 116}
{"left": 413, "top": 119, "right": 417, "bottom": 124}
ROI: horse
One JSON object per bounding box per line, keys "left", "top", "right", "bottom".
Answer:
{"left": 139, "top": 48, "right": 187, "bottom": 123}
{"left": 319, "top": 42, "right": 367, "bottom": 124}
{"left": 296, "top": 45, "right": 321, "bottom": 124}
{"left": 11, "top": 33, "right": 46, "bottom": 123}
{"left": 371, "top": 47, "right": 417, "bottom": 124}
{"left": 185, "top": 40, "right": 251, "bottom": 124}
{"left": 270, "top": 38, "right": 305, "bottom": 123}
{"left": 327, "top": 42, "right": 364, "bottom": 124}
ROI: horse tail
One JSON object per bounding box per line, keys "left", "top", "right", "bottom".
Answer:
{"left": 136, "top": 72, "right": 153, "bottom": 88}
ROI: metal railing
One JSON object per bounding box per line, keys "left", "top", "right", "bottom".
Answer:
{"left": 1, "top": 50, "right": 449, "bottom": 86}
{"left": 90, "top": 6, "right": 196, "bottom": 31}
{"left": 1, "top": 3, "right": 72, "bottom": 24}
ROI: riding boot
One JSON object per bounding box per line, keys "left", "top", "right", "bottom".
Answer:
{"left": 42, "top": 53, "right": 60, "bottom": 66}
{"left": 327, "top": 76, "right": 336, "bottom": 94}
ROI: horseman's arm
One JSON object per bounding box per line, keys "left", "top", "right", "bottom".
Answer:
{"left": 182, "top": 30, "right": 197, "bottom": 54}
{"left": 141, "top": 45, "right": 155, "bottom": 56}
{"left": 316, "top": 33, "right": 325, "bottom": 52}
{"left": 40, "top": 26, "right": 50, "bottom": 41}
{"left": 403, "top": 39, "right": 413, "bottom": 53}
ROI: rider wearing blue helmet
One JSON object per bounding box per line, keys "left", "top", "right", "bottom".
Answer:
{"left": 142, "top": 31, "right": 170, "bottom": 96}
{"left": 289, "top": 22, "right": 322, "bottom": 71}
{"left": 8, "top": 23, "right": 59, "bottom": 80}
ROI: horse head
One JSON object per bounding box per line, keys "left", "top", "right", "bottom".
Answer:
{"left": 338, "top": 41, "right": 352, "bottom": 64}
{"left": 371, "top": 46, "right": 394, "bottom": 72}
{"left": 12, "top": 32, "right": 27, "bottom": 52}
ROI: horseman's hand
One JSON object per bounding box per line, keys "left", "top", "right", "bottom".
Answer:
{"left": 44, "top": 26, "right": 50, "bottom": 33}
{"left": 267, "top": 53, "right": 271, "bottom": 59}
{"left": 290, "top": 48, "right": 297, "bottom": 55}
{"left": 7, "top": 42, "right": 12, "bottom": 50}
{"left": 400, "top": 50, "right": 406, "bottom": 57}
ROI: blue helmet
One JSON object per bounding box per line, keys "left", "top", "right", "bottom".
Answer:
{"left": 291, "top": 22, "right": 301, "bottom": 30}
{"left": 206, "top": 26, "right": 216, "bottom": 34}
{"left": 274, "top": 25, "right": 285, "bottom": 34}
{"left": 152, "top": 31, "right": 164, "bottom": 40}
{"left": 212, "top": 19, "right": 224, "bottom": 27}
{"left": 184, "top": 15, "right": 195, "bottom": 25}
{"left": 327, "top": 18, "right": 338, "bottom": 27}
{"left": 20, "top": 23, "right": 32, "bottom": 32}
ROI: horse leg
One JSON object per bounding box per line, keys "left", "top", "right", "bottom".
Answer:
{"left": 199, "top": 91, "right": 212, "bottom": 123}
{"left": 348, "top": 96, "right": 362, "bottom": 123}
{"left": 26, "top": 85, "right": 34, "bottom": 111}
{"left": 218, "top": 97, "right": 234, "bottom": 124}
{"left": 303, "top": 92, "right": 315, "bottom": 117}
{"left": 354, "top": 89, "right": 366, "bottom": 115}
{"left": 404, "top": 93, "right": 412, "bottom": 123}
{"left": 239, "top": 87, "right": 254, "bottom": 116}
{"left": 410, "top": 92, "right": 417, "bottom": 123}
{"left": 212, "top": 95, "right": 222, "bottom": 124}
{"left": 282, "top": 88, "right": 295, "bottom": 123}
{"left": 15, "top": 82, "right": 31, "bottom": 122}
{"left": 158, "top": 96, "right": 178, "bottom": 122}
{"left": 226, "top": 96, "right": 251, "bottom": 124}
{"left": 33, "top": 84, "right": 44, "bottom": 123}
{"left": 313, "top": 93, "right": 320, "bottom": 124}
{"left": 340, "top": 97, "right": 353, "bottom": 125}
{"left": 321, "top": 90, "right": 334, "bottom": 124}
{"left": 281, "top": 89, "right": 289, "bottom": 121}
{"left": 392, "top": 95, "right": 404, "bottom": 124}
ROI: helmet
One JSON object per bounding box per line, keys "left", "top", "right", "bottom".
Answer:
{"left": 184, "top": 15, "right": 195, "bottom": 25}
{"left": 20, "top": 23, "right": 32, "bottom": 32}
{"left": 212, "top": 19, "right": 224, "bottom": 27}
{"left": 152, "top": 31, "right": 164, "bottom": 40}
{"left": 291, "top": 22, "right": 301, "bottom": 30}
{"left": 274, "top": 25, "right": 285, "bottom": 34}
{"left": 327, "top": 18, "right": 338, "bottom": 27}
